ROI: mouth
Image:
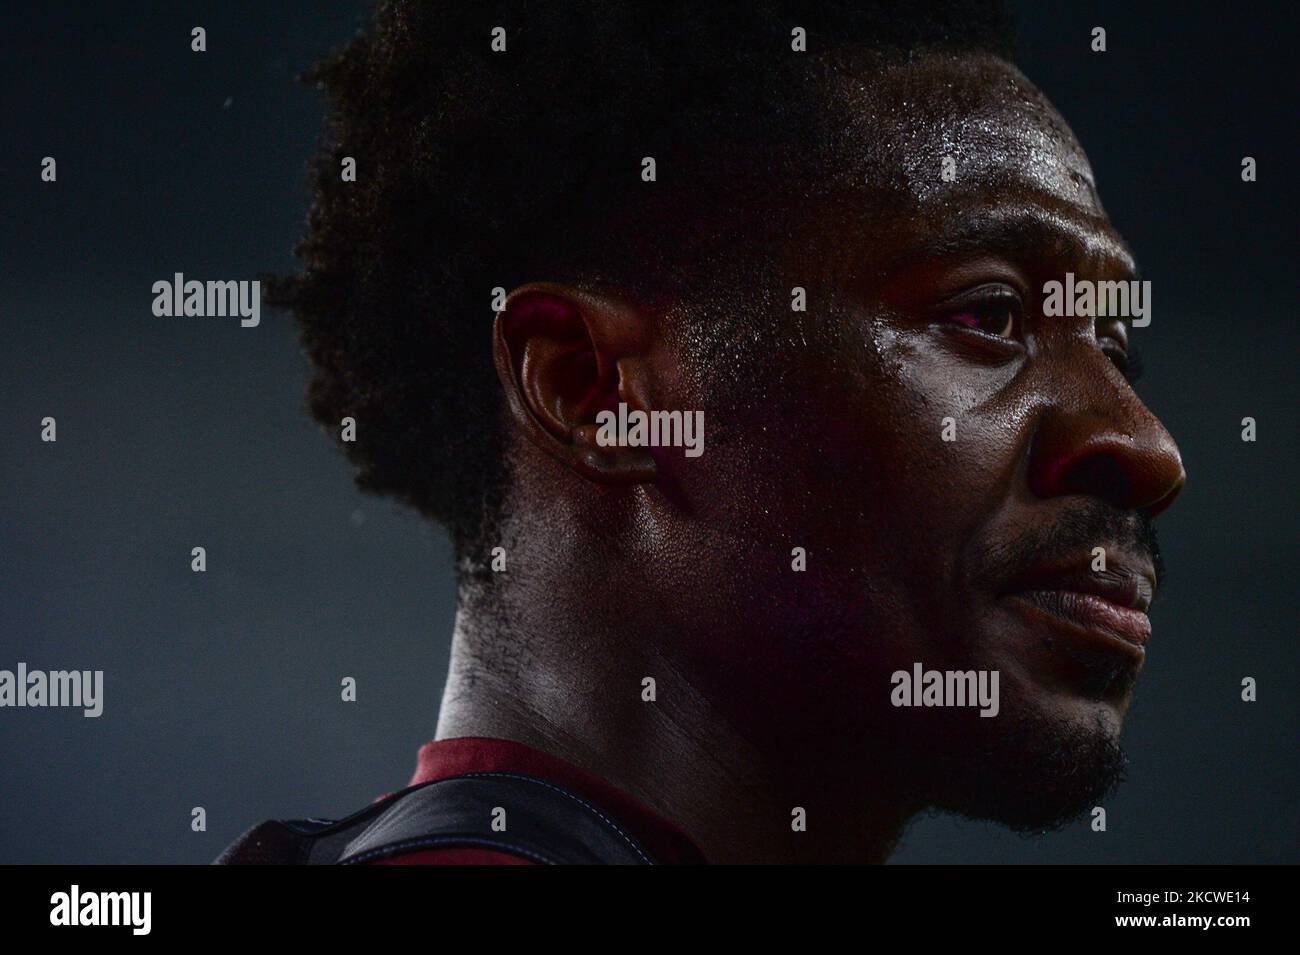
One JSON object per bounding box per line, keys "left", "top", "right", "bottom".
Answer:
{"left": 999, "top": 554, "right": 1156, "bottom": 660}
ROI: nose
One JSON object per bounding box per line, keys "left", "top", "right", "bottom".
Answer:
{"left": 1027, "top": 388, "right": 1185, "bottom": 519}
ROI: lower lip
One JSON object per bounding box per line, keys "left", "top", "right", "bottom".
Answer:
{"left": 1004, "top": 590, "right": 1151, "bottom": 654}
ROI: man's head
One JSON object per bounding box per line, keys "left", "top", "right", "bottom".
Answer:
{"left": 277, "top": 1, "right": 1184, "bottom": 843}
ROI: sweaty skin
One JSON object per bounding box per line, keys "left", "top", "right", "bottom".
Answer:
{"left": 436, "top": 54, "right": 1185, "bottom": 864}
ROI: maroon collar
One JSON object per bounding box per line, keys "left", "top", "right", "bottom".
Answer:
{"left": 406, "top": 736, "right": 707, "bottom": 864}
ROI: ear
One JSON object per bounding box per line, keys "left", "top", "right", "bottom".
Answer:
{"left": 493, "top": 282, "right": 658, "bottom": 484}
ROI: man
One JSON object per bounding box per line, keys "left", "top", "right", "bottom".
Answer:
{"left": 220, "top": 0, "right": 1184, "bottom": 864}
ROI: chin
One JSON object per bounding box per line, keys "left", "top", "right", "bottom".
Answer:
{"left": 927, "top": 695, "right": 1131, "bottom": 833}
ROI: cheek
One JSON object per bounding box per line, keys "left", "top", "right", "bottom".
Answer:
{"left": 815, "top": 326, "right": 1029, "bottom": 615}
{"left": 852, "top": 325, "right": 1014, "bottom": 502}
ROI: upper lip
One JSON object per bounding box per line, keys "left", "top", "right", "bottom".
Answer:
{"left": 1001, "top": 552, "right": 1157, "bottom": 613}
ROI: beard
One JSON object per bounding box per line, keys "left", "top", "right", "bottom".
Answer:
{"left": 917, "top": 703, "right": 1129, "bottom": 832}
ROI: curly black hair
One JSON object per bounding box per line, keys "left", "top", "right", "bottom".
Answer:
{"left": 271, "top": 0, "right": 1015, "bottom": 562}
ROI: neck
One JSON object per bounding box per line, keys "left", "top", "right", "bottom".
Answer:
{"left": 435, "top": 598, "right": 917, "bottom": 864}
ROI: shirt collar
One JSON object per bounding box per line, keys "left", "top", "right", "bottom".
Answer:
{"left": 407, "top": 736, "right": 707, "bottom": 864}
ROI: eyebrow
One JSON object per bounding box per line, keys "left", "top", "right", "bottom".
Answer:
{"left": 897, "top": 205, "right": 1140, "bottom": 280}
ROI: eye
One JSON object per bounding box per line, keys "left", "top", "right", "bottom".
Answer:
{"left": 1096, "top": 321, "right": 1142, "bottom": 384}
{"left": 1100, "top": 337, "right": 1144, "bottom": 384}
{"left": 947, "top": 305, "right": 1015, "bottom": 338}
{"left": 938, "top": 285, "right": 1023, "bottom": 339}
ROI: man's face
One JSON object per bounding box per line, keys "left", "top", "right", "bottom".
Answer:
{"left": 661, "top": 54, "right": 1185, "bottom": 829}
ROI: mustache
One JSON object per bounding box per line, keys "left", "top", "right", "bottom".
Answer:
{"left": 980, "top": 501, "right": 1165, "bottom": 601}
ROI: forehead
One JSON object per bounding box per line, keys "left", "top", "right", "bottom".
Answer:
{"left": 804, "top": 52, "right": 1131, "bottom": 273}
{"left": 825, "top": 53, "right": 1098, "bottom": 206}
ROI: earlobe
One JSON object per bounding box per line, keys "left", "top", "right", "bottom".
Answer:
{"left": 493, "top": 284, "right": 658, "bottom": 485}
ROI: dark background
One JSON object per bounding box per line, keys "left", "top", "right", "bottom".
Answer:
{"left": 2, "top": 1, "right": 1295, "bottom": 864}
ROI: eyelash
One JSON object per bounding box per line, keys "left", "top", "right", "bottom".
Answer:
{"left": 938, "top": 287, "right": 1144, "bottom": 385}
{"left": 1102, "top": 338, "right": 1144, "bottom": 384}
{"left": 938, "top": 286, "right": 1023, "bottom": 341}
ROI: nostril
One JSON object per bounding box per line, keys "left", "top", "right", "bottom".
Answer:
{"left": 1028, "top": 408, "right": 1184, "bottom": 515}
{"left": 1064, "top": 454, "right": 1131, "bottom": 507}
